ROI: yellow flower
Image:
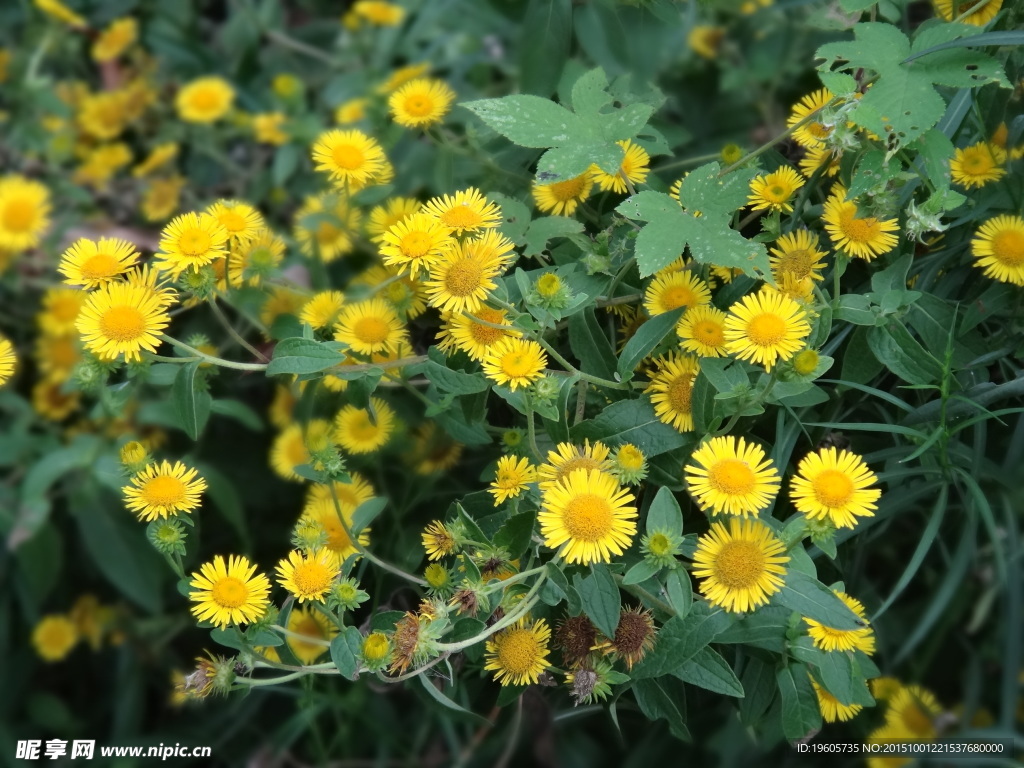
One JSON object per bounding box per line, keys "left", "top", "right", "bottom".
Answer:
{"left": 58, "top": 237, "right": 139, "bottom": 288}
{"left": 490, "top": 455, "right": 537, "bottom": 504}
{"left": 333, "top": 298, "right": 407, "bottom": 356}
{"left": 970, "top": 214, "right": 1024, "bottom": 286}
{"left": 685, "top": 435, "right": 781, "bottom": 517}
{"left": 311, "top": 129, "right": 388, "bottom": 189}
{"left": 38, "top": 287, "right": 87, "bottom": 336}
{"left": 589, "top": 140, "right": 650, "bottom": 193}
{"left": 724, "top": 289, "right": 811, "bottom": 372}
{"left": 188, "top": 555, "right": 271, "bottom": 628}
{"left": 133, "top": 142, "right": 178, "bottom": 178}
{"left": 643, "top": 269, "right": 711, "bottom": 316}
{"left": 812, "top": 677, "right": 863, "bottom": 722}
{"left": 298, "top": 497, "right": 370, "bottom": 567}
{"left": 73, "top": 142, "right": 133, "bottom": 190}
{"left": 438, "top": 306, "right": 520, "bottom": 360}
{"left": 787, "top": 89, "right": 835, "bottom": 149}
{"left": 792, "top": 347, "right": 820, "bottom": 376}
{"left": 422, "top": 187, "right": 502, "bottom": 235}
{"left": 34, "top": 0, "right": 86, "bottom": 27}
{"left": 92, "top": 17, "right": 137, "bottom": 62}
{"left": 804, "top": 590, "right": 875, "bottom": 654}
{"left": 352, "top": 264, "right": 427, "bottom": 319}
{"left": 933, "top": 0, "right": 1002, "bottom": 25}
{"left": 0, "top": 175, "right": 51, "bottom": 252}
{"left": 425, "top": 230, "right": 514, "bottom": 314}
{"left": 822, "top": 189, "right": 899, "bottom": 261}
{"left": 422, "top": 521, "right": 456, "bottom": 560}
{"left": 747, "top": 167, "right": 804, "bottom": 213}
{"left": 32, "top": 615, "right": 79, "bottom": 662}
{"left": 123, "top": 460, "right": 207, "bottom": 521}
{"left": 539, "top": 469, "right": 637, "bottom": 564}
{"left": 141, "top": 175, "right": 185, "bottom": 222}
{"left": 334, "top": 397, "right": 397, "bottom": 454}
{"left": 269, "top": 420, "right": 334, "bottom": 481}
{"left": 229, "top": 228, "right": 285, "bottom": 287}
{"left": 692, "top": 518, "right": 789, "bottom": 613}
{"left": 276, "top": 549, "right": 340, "bottom": 603}
{"left": 252, "top": 112, "right": 289, "bottom": 145}
{"left": 176, "top": 76, "right": 235, "bottom": 123}
{"left": 885, "top": 685, "right": 942, "bottom": 738}
{"left": 362, "top": 632, "right": 391, "bottom": 668}
{"left": 532, "top": 173, "right": 594, "bottom": 216}
{"left": 647, "top": 352, "right": 701, "bottom": 432}
{"left": 676, "top": 305, "right": 728, "bottom": 358}
{"left": 0, "top": 334, "right": 16, "bottom": 387}
{"left": 300, "top": 291, "right": 346, "bottom": 330}
{"left": 261, "top": 285, "right": 306, "bottom": 328}
{"left": 155, "top": 212, "right": 230, "bottom": 276}
{"left": 272, "top": 73, "right": 302, "bottom": 99}
{"left": 294, "top": 191, "right": 362, "bottom": 262}
{"left": 484, "top": 617, "right": 552, "bottom": 686}
{"left": 206, "top": 200, "right": 264, "bottom": 244}
{"left": 481, "top": 337, "right": 547, "bottom": 391}
{"left": 538, "top": 440, "right": 613, "bottom": 488}
{"left": 32, "top": 379, "right": 80, "bottom": 421}
{"left": 304, "top": 474, "right": 376, "bottom": 517}
{"left": 790, "top": 446, "right": 881, "bottom": 529}
{"left": 769, "top": 230, "right": 826, "bottom": 283}
{"left": 377, "top": 62, "right": 430, "bottom": 94}
{"left": 286, "top": 606, "right": 338, "bottom": 665}
{"left": 77, "top": 90, "right": 131, "bottom": 140}
{"left": 366, "top": 197, "right": 421, "bottom": 242}
{"left": 75, "top": 280, "right": 173, "bottom": 362}
{"left": 799, "top": 146, "right": 842, "bottom": 179}
{"left": 353, "top": 0, "right": 405, "bottom": 25}
{"left": 380, "top": 212, "right": 455, "bottom": 278}
{"left": 389, "top": 78, "right": 456, "bottom": 129}
{"left": 950, "top": 141, "right": 1006, "bottom": 189}
{"left": 688, "top": 25, "right": 725, "bottom": 60}
{"left": 335, "top": 98, "right": 368, "bottom": 124}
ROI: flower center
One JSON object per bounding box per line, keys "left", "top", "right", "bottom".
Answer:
{"left": 141, "top": 474, "right": 186, "bottom": 506}
{"left": 439, "top": 204, "right": 480, "bottom": 229}
{"left": 444, "top": 258, "right": 484, "bottom": 296}
{"left": 53, "top": 297, "right": 83, "bottom": 322}
{"left": 317, "top": 221, "right": 341, "bottom": 245}
{"left": 99, "top": 305, "right": 146, "bottom": 342}
{"left": 219, "top": 211, "right": 248, "bottom": 233}
{"left": 294, "top": 615, "right": 326, "bottom": 641}
{"left": 708, "top": 459, "right": 756, "bottom": 495}
{"left": 211, "top": 577, "right": 248, "bottom": 608}
{"left": 666, "top": 373, "right": 694, "bottom": 413}
{"left": 324, "top": 519, "right": 353, "bottom": 552}
{"left": 81, "top": 252, "right": 121, "bottom": 280}
{"left": 746, "top": 312, "right": 787, "bottom": 345}
{"left": 292, "top": 561, "right": 332, "bottom": 594}
{"left": 777, "top": 248, "right": 814, "bottom": 278}
{"left": 992, "top": 229, "right": 1024, "bottom": 266}
{"left": 562, "top": 493, "right": 614, "bottom": 542}
{"left": 400, "top": 230, "right": 433, "bottom": 258}
{"left": 2, "top": 199, "right": 35, "bottom": 232}
{"left": 403, "top": 94, "right": 434, "bottom": 117}
{"left": 839, "top": 213, "right": 881, "bottom": 243}
{"left": 808, "top": 122, "right": 832, "bottom": 140}
{"left": 500, "top": 349, "right": 536, "bottom": 378}
{"left": 470, "top": 322, "right": 504, "bottom": 344}
{"left": 191, "top": 88, "right": 221, "bottom": 111}
{"left": 348, "top": 412, "right": 382, "bottom": 442}
{"left": 713, "top": 539, "right": 765, "bottom": 589}
{"left": 768, "top": 185, "right": 788, "bottom": 201}
{"left": 178, "top": 228, "right": 212, "bottom": 257}
{"left": 660, "top": 284, "right": 697, "bottom": 311}
{"left": 695, "top": 320, "right": 724, "bottom": 346}
{"left": 353, "top": 316, "right": 390, "bottom": 344}
{"left": 549, "top": 176, "right": 585, "bottom": 201}
{"left": 555, "top": 456, "right": 600, "bottom": 483}
{"left": 332, "top": 143, "right": 365, "bottom": 170}
{"left": 812, "top": 469, "right": 855, "bottom": 508}
{"left": 902, "top": 704, "right": 935, "bottom": 736}
{"left": 648, "top": 532, "right": 671, "bottom": 557}
{"left": 497, "top": 629, "right": 540, "bottom": 673}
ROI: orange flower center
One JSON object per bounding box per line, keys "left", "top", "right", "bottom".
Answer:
{"left": 332, "top": 143, "right": 365, "bottom": 171}
{"left": 2, "top": 199, "right": 35, "bottom": 232}
{"left": 708, "top": 459, "right": 756, "bottom": 496}
{"left": 141, "top": 474, "right": 186, "bottom": 507}
{"left": 746, "top": 312, "right": 787, "bottom": 346}
{"left": 992, "top": 229, "right": 1024, "bottom": 266}
{"left": 443, "top": 258, "right": 484, "bottom": 296}
{"left": 211, "top": 577, "right": 248, "bottom": 608}
{"left": 562, "top": 494, "right": 613, "bottom": 542}
{"left": 99, "top": 305, "right": 146, "bottom": 342}
{"left": 353, "top": 316, "right": 390, "bottom": 344}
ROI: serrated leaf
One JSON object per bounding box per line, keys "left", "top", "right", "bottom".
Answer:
{"left": 462, "top": 95, "right": 589, "bottom": 148}
{"left": 538, "top": 142, "right": 623, "bottom": 181}
{"left": 523, "top": 216, "right": 585, "bottom": 258}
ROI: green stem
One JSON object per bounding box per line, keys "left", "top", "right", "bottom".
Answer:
{"left": 435, "top": 572, "right": 548, "bottom": 653}
{"left": 270, "top": 624, "right": 332, "bottom": 647}
{"left": 161, "top": 335, "right": 268, "bottom": 371}
{"left": 235, "top": 670, "right": 312, "bottom": 687}
{"left": 526, "top": 407, "right": 543, "bottom": 463}
{"left": 264, "top": 29, "right": 339, "bottom": 66}
{"left": 537, "top": 338, "right": 628, "bottom": 390}
{"left": 209, "top": 299, "right": 269, "bottom": 362}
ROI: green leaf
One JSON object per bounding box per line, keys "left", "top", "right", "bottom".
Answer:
{"left": 834, "top": 294, "right": 877, "bottom": 326}
{"left": 631, "top": 606, "right": 732, "bottom": 679}
{"left": 523, "top": 216, "right": 585, "bottom": 258}
{"left": 633, "top": 678, "right": 690, "bottom": 742}
{"left": 623, "top": 560, "right": 662, "bottom": 586}
{"left": 775, "top": 570, "right": 864, "bottom": 630}
{"left": 677, "top": 162, "right": 758, "bottom": 219}
{"left": 568, "top": 306, "right": 618, "bottom": 380}
{"left": 814, "top": 648, "right": 858, "bottom": 706}
{"left": 777, "top": 663, "right": 822, "bottom": 740}
{"left": 545, "top": 563, "right": 582, "bottom": 614}
{"left": 740, "top": 657, "right": 777, "bottom": 726}
{"left": 904, "top": 28, "right": 1024, "bottom": 64}
{"left": 493, "top": 512, "right": 535, "bottom": 561}
{"left": 421, "top": 359, "right": 490, "bottom": 396}
{"left": 665, "top": 569, "right": 692, "bottom": 619}
{"left": 867, "top": 321, "right": 944, "bottom": 385}
{"left": 571, "top": 67, "right": 612, "bottom": 116}
{"left": 211, "top": 627, "right": 247, "bottom": 652}
{"left": 418, "top": 675, "right": 490, "bottom": 725}
{"left": 646, "top": 486, "right": 683, "bottom": 534}
{"left": 209, "top": 399, "right": 262, "bottom": 431}
{"left": 173, "top": 361, "right": 211, "bottom": 441}
{"left": 462, "top": 95, "right": 589, "bottom": 148}
{"left": 617, "top": 309, "right": 683, "bottom": 381}
{"left": 690, "top": 373, "right": 716, "bottom": 434}
{"left": 351, "top": 497, "right": 386, "bottom": 535}
{"left": 519, "top": 0, "right": 572, "bottom": 96}
{"left": 578, "top": 563, "right": 621, "bottom": 638}
{"left": 448, "top": 618, "right": 487, "bottom": 644}
{"left": 272, "top": 143, "right": 301, "bottom": 186}
{"left": 15, "top": 434, "right": 100, "bottom": 542}
{"left": 538, "top": 142, "right": 624, "bottom": 181}
{"left": 330, "top": 626, "right": 364, "bottom": 679}
{"left": 572, "top": 398, "right": 692, "bottom": 457}
{"left": 371, "top": 611, "right": 405, "bottom": 632}
{"left": 676, "top": 647, "right": 743, "bottom": 697}
{"left": 267, "top": 338, "right": 347, "bottom": 376}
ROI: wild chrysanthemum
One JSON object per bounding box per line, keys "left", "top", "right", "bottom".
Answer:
{"left": 438, "top": 306, "right": 520, "bottom": 361}
{"left": 724, "top": 289, "right": 811, "bottom": 372}
{"left": 141, "top": 175, "right": 185, "bottom": 222}
{"left": 790, "top": 447, "right": 881, "bottom": 529}
{"left": 276, "top": 549, "right": 340, "bottom": 603}
{"left": 539, "top": 469, "right": 638, "bottom": 564}
{"left": 252, "top": 112, "right": 289, "bottom": 145}
{"left": 155, "top": 212, "right": 230, "bottom": 276}
{"left": 176, "top": 77, "right": 235, "bottom": 123}
{"left": 304, "top": 475, "right": 375, "bottom": 517}
{"left": 812, "top": 677, "right": 863, "bottom": 723}
{"left": 481, "top": 337, "right": 547, "bottom": 391}
{"left": 747, "top": 167, "right": 804, "bottom": 213}
{"left": 677, "top": 305, "right": 728, "bottom": 358}
{"left": 425, "top": 230, "right": 514, "bottom": 314}
{"left": 311, "top": 129, "right": 388, "bottom": 189}
{"left": 269, "top": 420, "right": 334, "bottom": 481}
{"left": 643, "top": 269, "right": 712, "bottom": 316}
{"left": 970, "top": 214, "right": 1024, "bottom": 286}
{"left": 613, "top": 444, "right": 647, "bottom": 485}
{"left": 58, "top": 237, "right": 139, "bottom": 288}
{"left": 688, "top": 25, "right": 725, "bottom": 59}
{"left": 532, "top": 173, "right": 594, "bottom": 216}
{"left": 333, "top": 398, "right": 396, "bottom": 454}
{"left": 188, "top": 555, "right": 271, "bottom": 628}
{"left": 92, "top": 17, "right": 137, "bottom": 62}
{"left": 484, "top": 617, "right": 552, "bottom": 686}
{"left": 294, "top": 192, "right": 362, "bottom": 262}
{"left": 352, "top": 264, "right": 427, "bottom": 319}
{"left": 39, "top": 287, "right": 88, "bottom": 336}
{"left": 422, "top": 187, "right": 501, "bottom": 234}
{"left": 0, "top": 335, "right": 16, "bottom": 386}
{"left": 286, "top": 606, "right": 338, "bottom": 665}
{"left": 804, "top": 590, "right": 875, "bottom": 654}
{"left": 75, "top": 281, "right": 173, "bottom": 362}
{"left": 389, "top": 78, "right": 456, "bottom": 128}
{"left": 366, "top": 197, "right": 421, "bottom": 242}
{"left": 933, "top": 0, "right": 1003, "bottom": 25}
{"left": 333, "top": 298, "right": 407, "bottom": 356}
{"left": 489, "top": 455, "right": 537, "bottom": 504}
{"left": 352, "top": 0, "right": 405, "bottom": 25}
{"left": 206, "top": 200, "right": 265, "bottom": 243}
{"left": 298, "top": 498, "right": 370, "bottom": 567}
{"left": 295, "top": 292, "right": 343, "bottom": 333}
{"left": 379, "top": 212, "right": 454, "bottom": 277}
{"left": 123, "top": 460, "right": 207, "bottom": 521}
{"left": 822, "top": 189, "right": 899, "bottom": 261}
{"left": 646, "top": 353, "right": 700, "bottom": 432}
{"left": 951, "top": 141, "right": 1006, "bottom": 189}
{"left": 589, "top": 140, "right": 650, "bottom": 193}
{"left": 32, "top": 615, "right": 79, "bottom": 662}
{"left": 769, "top": 230, "right": 826, "bottom": 283}
{"left": 0, "top": 175, "right": 51, "bottom": 251}
{"left": 538, "top": 440, "right": 613, "bottom": 487}
{"left": 685, "top": 435, "right": 781, "bottom": 517}
{"left": 885, "top": 685, "right": 942, "bottom": 738}
{"left": 422, "top": 521, "right": 456, "bottom": 560}
{"left": 691, "top": 518, "right": 789, "bottom": 613}
{"left": 787, "top": 89, "right": 835, "bottom": 149}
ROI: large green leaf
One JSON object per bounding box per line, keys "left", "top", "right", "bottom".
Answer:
{"left": 577, "top": 563, "right": 621, "bottom": 638}
{"left": 267, "top": 338, "right": 348, "bottom": 376}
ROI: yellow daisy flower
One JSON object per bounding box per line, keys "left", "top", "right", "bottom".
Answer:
{"left": 685, "top": 435, "right": 781, "bottom": 517}
{"left": 206, "top": 200, "right": 265, "bottom": 243}
{"left": 298, "top": 497, "right": 370, "bottom": 567}
{"left": 647, "top": 352, "right": 701, "bottom": 432}
{"left": 92, "top": 17, "right": 137, "bottom": 62}
{"left": 885, "top": 685, "right": 942, "bottom": 738}
{"left": 155, "top": 212, "right": 230, "bottom": 276}
{"left": 367, "top": 197, "right": 421, "bottom": 242}
{"left": 951, "top": 141, "right": 1006, "bottom": 189}
{"left": 799, "top": 146, "right": 842, "bottom": 179}
{"left": 812, "top": 677, "right": 863, "bottom": 722}
{"left": 251, "top": 112, "right": 289, "bottom": 145}
{"left": 590, "top": 139, "right": 650, "bottom": 193}
{"left": 334, "top": 397, "right": 396, "bottom": 454}
{"left": 294, "top": 191, "right": 362, "bottom": 262}
{"left": 438, "top": 306, "right": 520, "bottom": 361}
{"left": 769, "top": 230, "right": 827, "bottom": 283}
{"left": 422, "top": 521, "right": 456, "bottom": 560}
{"left": 269, "top": 420, "right": 334, "bottom": 482}
{"left": 32, "top": 379, "right": 79, "bottom": 421}
{"left": 643, "top": 269, "right": 712, "bottom": 316}
{"left": 228, "top": 228, "right": 285, "bottom": 287}
{"left": 0, "top": 175, "right": 51, "bottom": 252}
{"left": 286, "top": 606, "right": 338, "bottom": 665}
{"left": 748, "top": 166, "right": 804, "bottom": 213}
{"left": 304, "top": 473, "right": 376, "bottom": 517}
{"left": 300, "top": 291, "right": 346, "bottom": 330}
{"left": 691, "top": 518, "right": 789, "bottom": 613}
{"left": 421, "top": 187, "right": 502, "bottom": 235}
{"left": 141, "top": 175, "right": 185, "bottom": 222}
{"left": 790, "top": 446, "right": 881, "bottom": 529}
{"left": 804, "top": 590, "right": 876, "bottom": 654}
{"left": 724, "top": 289, "right": 811, "bottom": 372}
{"left": 176, "top": 76, "right": 235, "bottom": 123}
{"left": 77, "top": 90, "right": 131, "bottom": 141}
{"left": 787, "top": 89, "right": 836, "bottom": 149}
{"left": 132, "top": 142, "right": 178, "bottom": 178}
{"left": 58, "top": 237, "right": 139, "bottom": 288}
{"left": 484, "top": 617, "right": 552, "bottom": 686}
{"left": 122, "top": 460, "right": 207, "bottom": 521}
{"left": 311, "top": 129, "right": 388, "bottom": 189}
{"left": 75, "top": 280, "right": 173, "bottom": 362}
{"left": 352, "top": 0, "right": 405, "bottom": 25}
{"left": 379, "top": 212, "right": 455, "bottom": 278}
{"left": 335, "top": 98, "right": 368, "bottom": 124}
{"left": 970, "top": 214, "right": 1024, "bottom": 285}
{"left": 425, "top": 229, "right": 514, "bottom": 314}
{"left": 489, "top": 455, "right": 538, "bottom": 504}
{"left": 333, "top": 298, "right": 407, "bottom": 356}
{"left": 822, "top": 189, "right": 899, "bottom": 261}
{"left": 481, "top": 337, "right": 547, "bottom": 391}
{"left": 538, "top": 469, "right": 638, "bottom": 564}
{"left": 0, "top": 334, "right": 16, "bottom": 387}
{"left": 188, "top": 555, "right": 271, "bottom": 628}
{"left": 933, "top": 0, "right": 1002, "bottom": 25}
{"left": 376, "top": 62, "right": 430, "bottom": 94}
{"left": 389, "top": 78, "right": 456, "bottom": 129}
{"left": 688, "top": 25, "right": 725, "bottom": 59}
{"left": 351, "top": 263, "right": 428, "bottom": 318}
{"left": 276, "top": 549, "right": 340, "bottom": 603}
{"left": 531, "top": 173, "right": 594, "bottom": 216}
{"left": 538, "top": 440, "right": 613, "bottom": 487}
{"left": 677, "top": 305, "right": 728, "bottom": 358}
{"left": 38, "top": 287, "right": 87, "bottom": 336}
{"left": 32, "top": 615, "right": 79, "bottom": 662}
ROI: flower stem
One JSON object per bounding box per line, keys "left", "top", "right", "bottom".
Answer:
{"left": 161, "top": 335, "right": 269, "bottom": 371}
